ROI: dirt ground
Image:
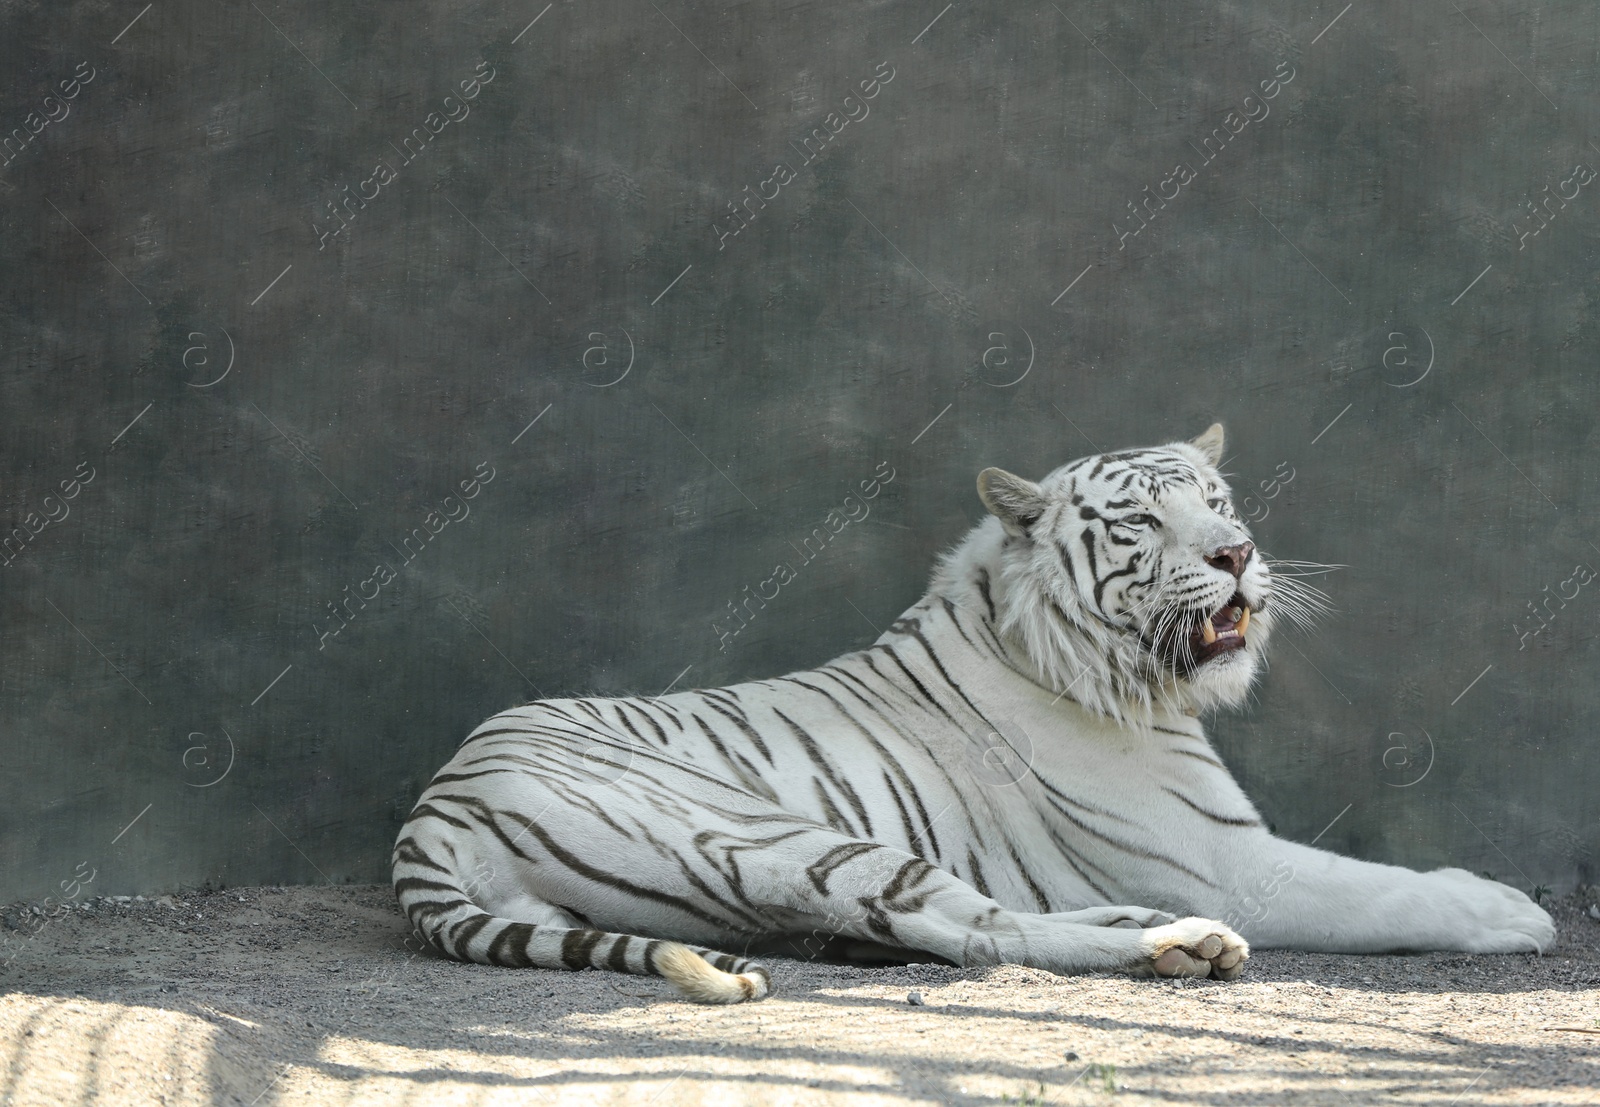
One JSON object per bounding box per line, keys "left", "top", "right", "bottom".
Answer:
{"left": 1, "top": 885, "right": 1597, "bottom": 1106}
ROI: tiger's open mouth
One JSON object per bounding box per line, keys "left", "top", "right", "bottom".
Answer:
{"left": 1188, "top": 591, "right": 1251, "bottom": 666}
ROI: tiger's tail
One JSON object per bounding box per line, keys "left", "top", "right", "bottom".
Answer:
{"left": 392, "top": 846, "right": 770, "bottom": 1004}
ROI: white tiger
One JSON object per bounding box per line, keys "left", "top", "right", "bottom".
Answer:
{"left": 393, "top": 424, "right": 1555, "bottom": 1002}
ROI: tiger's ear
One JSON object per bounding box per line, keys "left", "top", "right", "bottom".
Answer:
{"left": 1190, "top": 423, "right": 1225, "bottom": 467}
{"left": 977, "top": 468, "right": 1046, "bottom": 535}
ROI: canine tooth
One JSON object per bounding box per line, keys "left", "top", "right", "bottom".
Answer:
{"left": 1200, "top": 620, "right": 1218, "bottom": 645}
{"left": 1237, "top": 606, "right": 1250, "bottom": 636}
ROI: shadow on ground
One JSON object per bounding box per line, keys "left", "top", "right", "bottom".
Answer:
{"left": 2, "top": 885, "right": 1597, "bottom": 1105}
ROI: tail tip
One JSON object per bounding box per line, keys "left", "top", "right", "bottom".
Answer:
{"left": 654, "top": 942, "right": 771, "bottom": 1004}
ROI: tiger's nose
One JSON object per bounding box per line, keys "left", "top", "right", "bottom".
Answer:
{"left": 1205, "top": 541, "right": 1255, "bottom": 579}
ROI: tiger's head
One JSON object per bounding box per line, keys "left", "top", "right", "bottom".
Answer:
{"left": 963, "top": 423, "right": 1328, "bottom": 723}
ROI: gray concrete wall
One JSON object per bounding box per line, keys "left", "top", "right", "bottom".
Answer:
{"left": 2, "top": 1, "right": 1595, "bottom": 905}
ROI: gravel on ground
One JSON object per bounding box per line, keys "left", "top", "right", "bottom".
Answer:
{"left": 2, "top": 884, "right": 1597, "bottom": 1105}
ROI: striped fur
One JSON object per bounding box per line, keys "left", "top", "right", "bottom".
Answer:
{"left": 394, "top": 424, "right": 1554, "bottom": 1002}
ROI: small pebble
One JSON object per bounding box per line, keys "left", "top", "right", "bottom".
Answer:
{"left": 907, "top": 991, "right": 924, "bottom": 1006}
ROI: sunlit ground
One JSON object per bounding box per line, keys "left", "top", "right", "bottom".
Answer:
{"left": 1, "top": 886, "right": 1596, "bottom": 1105}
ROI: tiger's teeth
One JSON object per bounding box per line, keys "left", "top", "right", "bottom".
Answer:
{"left": 1237, "top": 606, "right": 1250, "bottom": 636}
{"left": 1200, "top": 620, "right": 1218, "bottom": 645}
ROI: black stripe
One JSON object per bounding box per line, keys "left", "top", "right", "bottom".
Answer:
{"left": 784, "top": 675, "right": 927, "bottom": 808}
{"left": 871, "top": 646, "right": 960, "bottom": 725}
{"left": 561, "top": 928, "right": 606, "bottom": 969}
{"left": 797, "top": 664, "right": 960, "bottom": 857}
{"left": 1055, "top": 539, "right": 1081, "bottom": 590}
{"left": 652, "top": 701, "right": 688, "bottom": 731}
{"left": 464, "top": 723, "right": 778, "bottom": 800}
{"left": 539, "top": 702, "right": 584, "bottom": 723}
{"left": 811, "top": 778, "right": 853, "bottom": 834}
{"left": 439, "top": 793, "right": 739, "bottom": 928}
{"left": 1078, "top": 527, "right": 1105, "bottom": 607}
{"left": 1162, "top": 785, "right": 1261, "bottom": 826}
{"left": 610, "top": 704, "right": 648, "bottom": 746}
{"left": 489, "top": 922, "right": 536, "bottom": 967}
{"left": 1172, "top": 746, "right": 1226, "bottom": 770}
{"left": 882, "top": 769, "right": 924, "bottom": 859}
{"left": 730, "top": 750, "right": 776, "bottom": 798}
{"left": 699, "top": 693, "right": 777, "bottom": 765}
{"left": 392, "top": 837, "right": 453, "bottom": 873}
{"left": 906, "top": 625, "right": 992, "bottom": 727}
{"left": 402, "top": 897, "right": 474, "bottom": 919}
{"left": 807, "top": 841, "right": 882, "bottom": 894}
{"left": 672, "top": 859, "right": 770, "bottom": 930}
{"left": 1031, "top": 774, "right": 1143, "bottom": 827}
{"left": 967, "top": 606, "right": 1013, "bottom": 659}
{"left": 426, "top": 794, "right": 545, "bottom": 864}
{"left": 687, "top": 822, "right": 798, "bottom": 888}
{"left": 534, "top": 773, "right": 640, "bottom": 841}
{"left": 405, "top": 802, "right": 472, "bottom": 830}
{"left": 879, "top": 858, "right": 937, "bottom": 908}
{"left": 623, "top": 699, "right": 671, "bottom": 745}
{"left": 975, "top": 568, "right": 996, "bottom": 622}
{"left": 1094, "top": 551, "right": 1144, "bottom": 610}
{"left": 1042, "top": 823, "right": 1114, "bottom": 900}
{"left": 606, "top": 933, "right": 634, "bottom": 972}
{"left": 1006, "top": 839, "right": 1052, "bottom": 912}
{"left": 447, "top": 911, "right": 494, "bottom": 954}
{"left": 1044, "top": 796, "right": 1220, "bottom": 889}
{"left": 394, "top": 876, "right": 463, "bottom": 897}
{"left": 940, "top": 597, "right": 982, "bottom": 653}
{"left": 459, "top": 724, "right": 544, "bottom": 748}
{"left": 426, "top": 767, "right": 521, "bottom": 785}
{"left": 689, "top": 712, "right": 748, "bottom": 779}
{"left": 965, "top": 849, "right": 992, "bottom": 898}
{"left": 774, "top": 708, "right": 872, "bottom": 835}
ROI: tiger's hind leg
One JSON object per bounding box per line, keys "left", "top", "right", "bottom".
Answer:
{"left": 722, "top": 825, "right": 1248, "bottom": 980}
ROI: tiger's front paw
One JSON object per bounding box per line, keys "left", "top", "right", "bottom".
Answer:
{"left": 1431, "top": 869, "right": 1556, "bottom": 953}
{"left": 1133, "top": 917, "right": 1250, "bottom": 981}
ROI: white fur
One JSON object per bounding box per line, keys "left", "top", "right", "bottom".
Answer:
{"left": 398, "top": 426, "right": 1553, "bottom": 1003}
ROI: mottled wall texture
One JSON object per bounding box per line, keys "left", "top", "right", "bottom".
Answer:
{"left": 2, "top": 1, "right": 1596, "bottom": 904}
